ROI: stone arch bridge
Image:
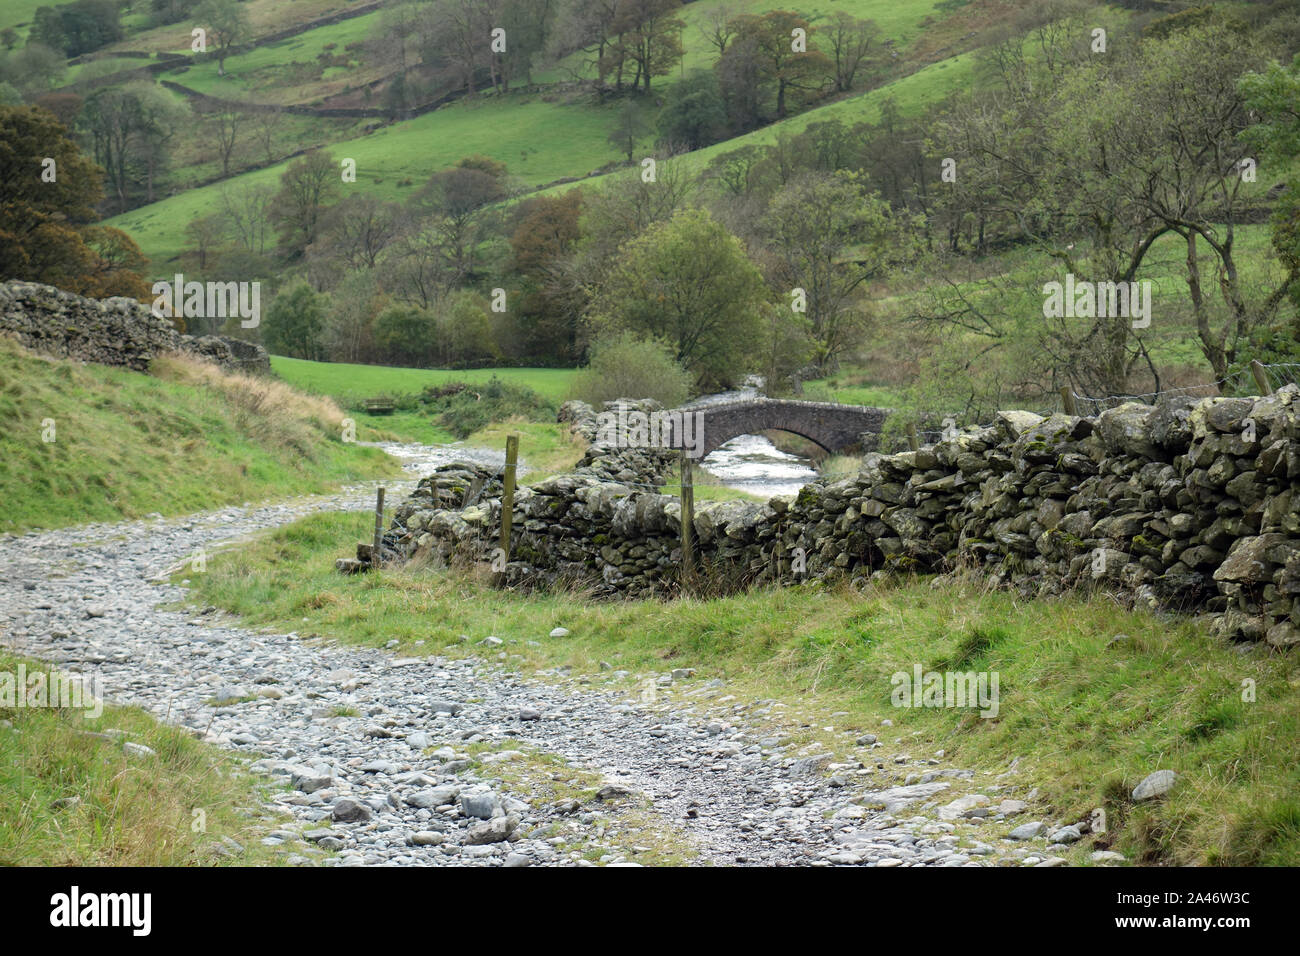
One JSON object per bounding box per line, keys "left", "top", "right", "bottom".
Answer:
{"left": 672, "top": 398, "right": 891, "bottom": 458}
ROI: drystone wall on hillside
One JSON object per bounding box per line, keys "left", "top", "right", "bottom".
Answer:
{"left": 347, "top": 391, "right": 1300, "bottom": 648}
{"left": 0, "top": 281, "right": 271, "bottom": 375}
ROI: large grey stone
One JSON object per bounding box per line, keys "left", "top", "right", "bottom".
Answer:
{"left": 1132, "top": 770, "right": 1177, "bottom": 801}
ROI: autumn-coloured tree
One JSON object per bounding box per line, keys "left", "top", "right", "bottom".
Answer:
{"left": 509, "top": 191, "right": 584, "bottom": 360}
{"left": 0, "top": 105, "right": 151, "bottom": 301}
{"left": 32, "top": 92, "right": 83, "bottom": 130}
{"left": 78, "top": 225, "right": 153, "bottom": 300}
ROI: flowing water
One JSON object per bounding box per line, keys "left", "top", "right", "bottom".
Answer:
{"left": 685, "top": 385, "right": 822, "bottom": 499}
{"left": 699, "top": 435, "right": 819, "bottom": 499}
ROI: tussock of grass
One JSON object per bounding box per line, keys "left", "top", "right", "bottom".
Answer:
{"left": 0, "top": 650, "right": 282, "bottom": 866}
{"left": 187, "top": 510, "right": 1300, "bottom": 866}
{"left": 0, "top": 340, "right": 400, "bottom": 531}
{"left": 818, "top": 455, "right": 861, "bottom": 480}
{"left": 154, "top": 351, "right": 346, "bottom": 456}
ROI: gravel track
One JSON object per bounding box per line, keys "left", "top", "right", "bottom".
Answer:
{"left": 0, "top": 446, "right": 1047, "bottom": 867}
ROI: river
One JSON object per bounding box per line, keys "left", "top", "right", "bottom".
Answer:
{"left": 685, "top": 384, "right": 822, "bottom": 499}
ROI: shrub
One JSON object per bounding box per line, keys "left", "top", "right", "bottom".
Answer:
{"left": 263, "top": 280, "right": 328, "bottom": 361}
{"left": 568, "top": 331, "right": 694, "bottom": 407}
{"left": 424, "top": 377, "right": 554, "bottom": 438}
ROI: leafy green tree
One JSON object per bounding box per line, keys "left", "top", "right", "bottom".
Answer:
{"left": 0, "top": 42, "right": 65, "bottom": 98}
{"left": 590, "top": 207, "right": 767, "bottom": 389}
{"left": 150, "top": 0, "right": 193, "bottom": 27}
{"left": 32, "top": 0, "right": 123, "bottom": 58}
{"left": 756, "top": 301, "right": 814, "bottom": 395}
{"left": 374, "top": 303, "right": 437, "bottom": 366}
{"left": 608, "top": 97, "right": 651, "bottom": 162}
{"left": 194, "top": 0, "right": 250, "bottom": 75}
{"left": 762, "top": 170, "right": 917, "bottom": 367}
{"left": 570, "top": 163, "right": 691, "bottom": 298}
{"left": 434, "top": 290, "right": 497, "bottom": 367}
{"left": 656, "top": 70, "right": 726, "bottom": 151}
{"left": 1240, "top": 54, "right": 1300, "bottom": 328}
{"left": 264, "top": 281, "right": 328, "bottom": 360}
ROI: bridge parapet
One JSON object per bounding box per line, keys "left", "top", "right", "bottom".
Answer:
{"left": 671, "top": 398, "right": 892, "bottom": 457}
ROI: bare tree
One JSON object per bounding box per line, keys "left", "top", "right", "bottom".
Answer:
{"left": 698, "top": 2, "right": 736, "bottom": 56}
{"left": 219, "top": 182, "right": 276, "bottom": 255}
{"left": 249, "top": 108, "right": 279, "bottom": 166}
{"left": 824, "top": 12, "right": 879, "bottom": 93}
{"left": 200, "top": 101, "right": 244, "bottom": 177}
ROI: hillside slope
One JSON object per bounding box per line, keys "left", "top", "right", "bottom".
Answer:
{"left": 100, "top": 0, "right": 973, "bottom": 266}
{"left": 0, "top": 340, "right": 400, "bottom": 532}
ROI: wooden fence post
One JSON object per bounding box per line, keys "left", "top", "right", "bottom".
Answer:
{"left": 1060, "top": 385, "right": 1079, "bottom": 416}
{"left": 497, "top": 434, "right": 519, "bottom": 585}
{"left": 372, "top": 487, "right": 385, "bottom": 570}
{"left": 1251, "top": 360, "right": 1273, "bottom": 396}
{"left": 906, "top": 422, "right": 919, "bottom": 451}
{"left": 680, "top": 449, "right": 694, "bottom": 588}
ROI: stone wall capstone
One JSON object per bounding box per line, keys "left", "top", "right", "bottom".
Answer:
{"left": 0, "top": 280, "right": 270, "bottom": 375}
{"left": 351, "top": 390, "right": 1300, "bottom": 649}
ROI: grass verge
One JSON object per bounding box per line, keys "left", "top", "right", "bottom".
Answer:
{"left": 0, "top": 342, "right": 401, "bottom": 532}
{"left": 0, "top": 649, "right": 283, "bottom": 866}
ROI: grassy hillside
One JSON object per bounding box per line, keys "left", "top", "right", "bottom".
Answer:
{"left": 101, "top": 0, "right": 977, "bottom": 267}
{"left": 175, "top": 9, "right": 388, "bottom": 102}
{"left": 272, "top": 355, "right": 577, "bottom": 404}
{"left": 534, "top": 50, "right": 980, "bottom": 205}
{"left": 109, "top": 45, "right": 978, "bottom": 265}
{"left": 0, "top": 342, "right": 400, "bottom": 532}
{"left": 108, "top": 94, "right": 627, "bottom": 265}
{"left": 0, "top": 0, "right": 47, "bottom": 36}
{"left": 187, "top": 509, "right": 1300, "bottom": 866}
{"left": 93, "top": 0, "right": 361, "bottom": 57}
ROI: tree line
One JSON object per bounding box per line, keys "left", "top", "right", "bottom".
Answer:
{"left": 2, "top": 2, "right": 1298, "bottom": 416}
{"left": 235, "top": 6, "right": 1300, "bottom": 411}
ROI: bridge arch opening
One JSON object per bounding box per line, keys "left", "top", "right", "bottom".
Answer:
{"left": 702, "top": 427, "right": 834, "bottom": 460}
{"left": 682, "top": 398, "right": 887, "bottom": 460}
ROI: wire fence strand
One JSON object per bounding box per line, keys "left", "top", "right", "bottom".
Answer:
{"left": 1067, "top": 362, "right": 1299, "bottom": 418}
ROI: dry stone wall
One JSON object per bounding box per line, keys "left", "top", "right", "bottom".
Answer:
{"left": 357, "top": 391, "right": 1300, "bottom": 648}
{"left": 0, "top": 280, "right": 271, "bottom": 375}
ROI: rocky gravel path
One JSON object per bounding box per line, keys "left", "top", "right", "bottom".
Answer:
{"left": 0, "top": 446, "right": 1067, "bottom": 867}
